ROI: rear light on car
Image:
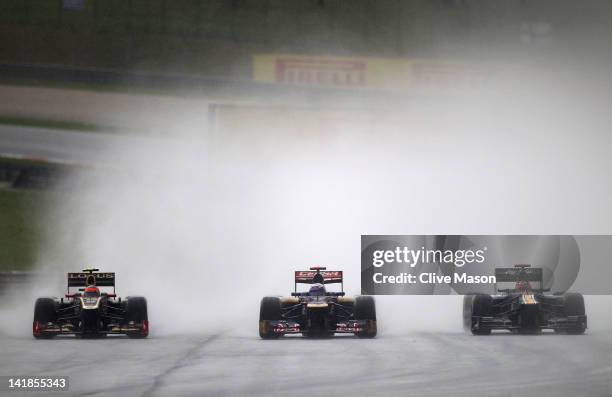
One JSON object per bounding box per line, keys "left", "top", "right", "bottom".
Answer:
{"left": 33, "top": 321, "right": 41, "bottom": 336}
{"left": 141, "top": 320, "right": 149, "bottom": 336}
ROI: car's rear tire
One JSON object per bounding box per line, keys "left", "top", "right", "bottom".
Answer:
{"left": 33, "top": 297, "right": 57, "bottom": 339}
{"left": 471, "top": 294, "right": 492, "bottom": 335}
{"left": 259, "top": 297, "right": 282, "bottom": 339}
{"left": 354, "top": 296, "right": 377, "bottom": 338}
{"left": 124, "top": 296, "right": 148, "bottom": 338}
{"left": 563, "top": 292, "right": 586, "bottom": 335}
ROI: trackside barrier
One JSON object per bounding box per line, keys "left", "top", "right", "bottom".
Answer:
{"left": 0, "top": 272, "right": 34, "bottom": 296}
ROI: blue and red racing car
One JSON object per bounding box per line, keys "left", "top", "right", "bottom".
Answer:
{"left": 259, "top": 266, "right": 377, "bottom": 338}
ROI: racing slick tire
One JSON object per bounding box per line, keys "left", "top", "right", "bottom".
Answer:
{"left": 462, "top": 295, "right": 475, "bottom": 331}
{"left": 33, "top": 297, "right": 57, "bottom": 339}
{"left": 124, "top": 296, "right": 149, "bottom": 339}
{"left": 470, "top": 294, "right": 492, "bottom": 335}
{"left": 259, "top": 297, "right": 282, "bottom": 339}
{"left": 563, "top": 292, "right": 586, "bottom": 335}
{"left": 354, "top": 296, "right": 377, "bottom": 338}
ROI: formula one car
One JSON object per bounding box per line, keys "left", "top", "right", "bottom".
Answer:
{"left": 33, "top": 268, "right": 148, "bottom": 338}
{"left": 259, "top": 266, "right": 376, "bottom": 338}
{"left": 463, "top": 264, "right": 587, "bottom": 335}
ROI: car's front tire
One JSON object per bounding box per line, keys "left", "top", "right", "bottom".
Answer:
{"left": 259, "top": 297, "right": 282, "bottom": 339}
{"left": 470, "top": 294, "right": 492, "bottom": 335}
{"left": 124, "top": 296, "right": 148, "bottom": 338}
{"left": 564, "top": 292, "right": 586, "bottom": 335}
{"left": 354, "top": 296, "right": 377, "bottom": 338}
{"left": 33, "top": 297, "right": 57, "bottom": 339}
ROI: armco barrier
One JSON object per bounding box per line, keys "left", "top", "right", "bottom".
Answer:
{"left": 0, "top": 272, "right": 33, "bottom": 296}
{"left": 0, "top": 158, "right": 65, "bottom": 190}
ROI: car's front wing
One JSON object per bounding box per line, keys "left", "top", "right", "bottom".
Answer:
{"left": 266, "top": 320, "right": 368, "bottom": 335}
{"left": 472, "top": 315, "right": 587, "bottom": 331}
{"left": 33, "top": 321, "right": 146, "bottom": 337}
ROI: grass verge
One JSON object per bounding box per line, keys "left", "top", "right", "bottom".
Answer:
{"left": 0, "top": 188, "right": 47, "bottom": 271}
{"left": 0, "top": 115, "right": 116, "bottom": 133}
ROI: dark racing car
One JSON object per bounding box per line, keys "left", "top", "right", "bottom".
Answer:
{"left": 463, "top": 264, "right": 587, "bottom": 335}
{"left": 259, "top": 266, "right": 377, "bottom": 338}
{"left": 33, "top": 268, "right": 148, "bottom": 338}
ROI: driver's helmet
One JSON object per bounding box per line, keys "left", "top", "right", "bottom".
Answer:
{"left": 515, "top": 280, "right": 531, "bottom": 292}
{"left": 515, "top": 270, "right": 531, "bottom": 292}
{"left": 84, "top": 286, "right": 100, "bottom": 297}
{"left": 309, "top": 283, "right": 326, "bottom": 296}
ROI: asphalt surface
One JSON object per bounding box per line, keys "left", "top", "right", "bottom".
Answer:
{"left": 0, "top": 328, "right": 611, "bottom": 397}
{"left": 1, "top": 125, "right": 611, "bottom": 397}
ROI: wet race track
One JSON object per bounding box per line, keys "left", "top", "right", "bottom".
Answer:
{"left": 2, "top": 327, "right": 612, "bottom": 397}
{"left": 2, "top": 110, "right": 612, "bottom": 397}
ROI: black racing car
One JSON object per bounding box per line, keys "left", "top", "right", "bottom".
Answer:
{"left": 33, "top": 268, "right": 148, "bottom": 338}
{"left": 259, "top": 266, "right": 377, "bottom": 338}
{"left": 463, "top": 264, "right": 587, "bottom": 335}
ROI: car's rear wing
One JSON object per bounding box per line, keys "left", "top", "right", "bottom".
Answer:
{"left": 494, "top": 265, "right": 544, "bottom": 292}
{"left": 294, "top": 266, "right": 343, "bottom": 292}
{"left": 67, "top": 270, "right": 115, "bottom": 293}
{"left": 494, "top": 267, "right": 542, "bottom": 282}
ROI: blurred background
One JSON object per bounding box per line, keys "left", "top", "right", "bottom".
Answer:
{"left": 1, "top": 0, "right": 611, "bottom": 334}
{"left": 2, "top": 5, "right": 612, "bottom": 396}
{"left": 0, "top": 0, "right": 586, "bottom": 77}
